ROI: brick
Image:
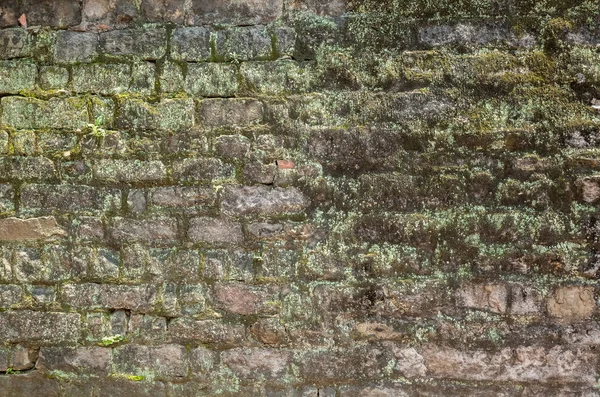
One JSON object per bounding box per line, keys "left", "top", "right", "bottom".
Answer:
{"left": 213, "top": 283, "right": 271, "bottom": 315}
{"left": 189, "top": 217, "right": 243, "bottom": 244}
{"left": 0, "top": 285, "right": 22, "bottom": 309}
{"left": 0, "top": 310, "right": 80, "bottom": 343}
{"left": 141, "top": 0, "right": 187, "bottom": 24}
{"left": 100, "top": 28, "right": 167, "bottom": 60}
{"left": 73, "top": 216, "right": 105, "bottom": 241}
{"left": 160, "top": 61, "right": 184, "bottom": 93}
{"left": 170, "top": 27, "right": 211, "bottom": 61}
{"left": 418, "top": 21, "right": 533, "bottom": 48}
{"left": 221, "top": 185, "right": 309, "bottom": 215}
{"left": 547, "top": 286, "right": 596, "bottom": 323}
{"left": 240, "top": 61, "right": 312, "bottom": 95}
{"left": 0, "top": 157, "right": 56, "bottom": 180}
{"left": 110, "top": 217, "right": 178, "bottom": 244}
{"left": 0, "top": 60, "right": 37, "bottom": 94}
{"left": 422, "top": 345, "right": 597, "bottom": 383}
{"left": 214, "top": 135, "right": 251, "bottom": 159}
{"left": 61, "top": 378, "right": 166, "bottom": 397}
{"left": 93, "top": 159, "right": 167, "bottom": 183}
{"left": 72, "top": 63, "right": 131, "bottom": 94}
{"left": 21, "top": 184, "right": 120, "bottom": 213}
{"left": 13, "top": 245, "right": 72, "bottom": 283}
{"left": 0, "top": 29, "right": 30, "bottom": 59}
{"left": 0, "top": 216, "right": 66, "bottom": 241}
{"left": 191, "top": 0, "right": 283, "bottom": 25}
{"left": 168, "top": 318, "right": 245, "bottom": 345}
{"left": 198, "top": 98, "right": 263, "bottom": 126}
{"left": 118, "top": 98, "right": 195, "bottom": 131}
{"left": 39, "top": 66, "right": 69, "bottom": 90}
{"left": 222, "top": 348, "right": 291, "bottom": 380}
{"left": 203, "top": 250, "right": 254, "bottom": 281}
{"left": 1, "top": 96, "right": 89, "bottom": 130}
{"left": 9, "top": 345, "right": 37, "bottom": 371}
{"left": 0, "top": 2, "right": 19, "bottom": 28}
{"left": 215, "top": 27, "right": 272, "bottom": 61}
{"left": 54, "top": 31, "right": 99, "bottom": 63}
{"left": 300, "top": 345, "right": 390, "bottom": 383}
{"left": 172, "top": 158, "right": 234, "bottom": 183}
{"left": 290, "top": 0, "right": 346, "bottom": 16}
{"left": 61, "top": 283, "right": 158, "bottom": 312}
{"left": 22, "top": 0, "right": 81, "bottom": 27}
{"left": 456, "top": 283, "right": 508, "bottom": 314}
{"left": 131, "top": 62, "right": 155, "bottom": 95}
{"left": 0, "top": 373, "right": 61, "bottom": 397}
{"left": 113, "top": 344, "right": 188, "bottom": 378}
{"left": 37, "top": 347, "right": 110, "bottom": 375}
{"left": 510, "top": 285, "right": 542, "bottom": 315}
{"left": 184, "top": 63, "right": 239, "bottom": 97}
{"left": 0, "top": 183, "right": 13, "bottom": 213}
{"left": 149, "top": 186, "right": 216, "bottom": 211}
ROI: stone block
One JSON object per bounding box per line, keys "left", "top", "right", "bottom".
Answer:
{"left": 93, "top": 159, "right": 167, "bottom": 183}
{"left": 0, "top": 217, "right": 66, "bottom": 241}
{"left": 170, "top": 27, "right": 211, "bottom": 61}
{"left": 39, "top": 66, "right": 69, "bottom": 90}
{"left": 72, "top": 63, "right": 131, "bottom": 94}
{"left": 21, "top": 184, "right": 120, "bottom": 213}
{"left": 110, "top": 217, "right": 178, "bottom": 244}
{"left": 22, "top": 0, "right": 81, "bottom": 27}
{"left": 184, "top": 63, "right": 239, "bottom": 97}
{"left": 215, "top": 27, "right": 272, "bottom": 61}
{"left": 0, "top": 373, "right": 61, "bottom": 397}
{"left": 131, "top": 62, "right": 156, "bottom": 95}
{"left": 191, "top": 0, "right": 283, "bottom": 25}
{"left": 221, "top": 185, "right": 309, "bottom": 215}
{"left": 241, "top": 61, "right": 313, "bottom": 95}
{"left": 160, "top": 61, "right": 184, "bottom": 93}
{"left": 221, "top": 348, "right": 291, "bottom": 380}
{"left": 37, "top": 347, "right": 111, "bottom": 375}
{"left": 100, "top": 28, "right": 167, "bottom": 60}
{"left": 0, "top": 29, "right": 30, "bottom": 59}
{"left": 13, "top": 245, "right": 71, "bottom": 283}
{"left": 54, "top": 31, "right": 99, "bottom": 63}
{"left": 456, "top": 283, "right": 508, "bottom": 314}
{"left": 117, "top": 98, "right": 195, "bottom": 131}
{"left": 510, "top": 285, "right": 542, "bottom": 315}
{"left": 0, "top": 310, "right": 80, "bottom": 343}
{"left": 1, "top": 96, "right": 88, "bottom": 130}
{"left": 188, "top": 217, "right": 243, "bottom": 244}
{"left": 299, "top": 345, "right": 389, "bottom": 383}
{"left": 547, "top": 286, "right": 596, "bottom": 323}
{"left": 60, "top": 283, "right": 158, "bottom": 312}
{"left": 0, "top": 2, "right": 19, "bottom": 28}
{"left": 0, "top": 60, "right": 37, "bottom": 94}
{"left": 422, "top": 345, "right": 597, "bottom": 383}
{"left": 213, "top": 134, "right": 251, "bottom": 159}
{"left": 198, "top": 98, "right": 263, "bottom": 126}
{"left": 0, "top": 285, "right": 23, "bottom": 309}
{"left": 149, "top": 186, "right": 216, "bottom": 211}
{"left": 0, "top": 183, "right": 14, "bottom": 213}
{"left": 168, "top": 318, "right": 245, "bottom": 346}
{"left": 0, "top": 157, "right": 57, "bottom": 181}
{"left": 172, "top": 158, "right": 234, "bottom": 183}
{"left": 113, "top": 344, "right": 188, "bottom": 378}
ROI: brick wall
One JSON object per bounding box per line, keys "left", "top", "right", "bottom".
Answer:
{"left": 0, "top": 0, "right": 599, "bottom": 395}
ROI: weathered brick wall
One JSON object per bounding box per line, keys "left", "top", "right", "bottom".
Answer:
{"left": 0, "top": 0, "right": 599, "bottom": 395}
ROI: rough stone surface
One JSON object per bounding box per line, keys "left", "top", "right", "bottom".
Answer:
{"left": 0, "top": 1, "right": 599, "bottom": 393}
